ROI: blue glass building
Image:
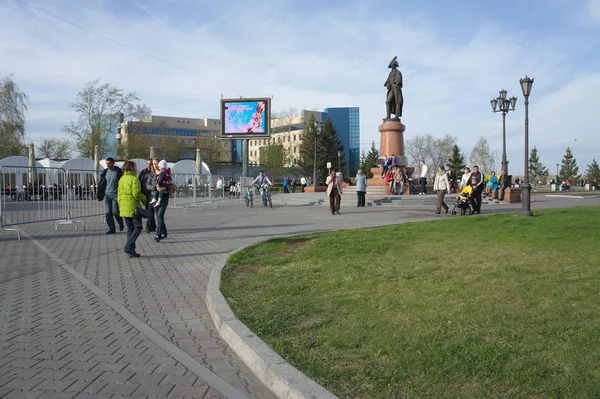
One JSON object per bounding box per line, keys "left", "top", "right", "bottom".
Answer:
{"left": 324, "top": 107, "right": 360, "bottom": 176}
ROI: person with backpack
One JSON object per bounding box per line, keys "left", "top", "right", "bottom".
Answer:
{"left": 138, "top": 159, "right": 157, "bottom": 233}
{"left": 97, "top": 157, "right": 124, "bottom": 234}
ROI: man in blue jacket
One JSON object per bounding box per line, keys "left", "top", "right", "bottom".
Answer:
{"left": 97, "top": 157, "right": 124, "bottom": 234}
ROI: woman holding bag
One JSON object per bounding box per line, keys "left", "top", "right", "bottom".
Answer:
{"left": 117, "top": 161, "right": 147, "bottom": 258}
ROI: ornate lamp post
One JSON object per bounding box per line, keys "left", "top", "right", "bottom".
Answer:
{"left": 312, "top": 121, "right": 323, "bottom": 186}
{"left": 490, "top": 90, "right": 517, "bottom": 176}
{"left": 519, "top": 76, "right": 534, "bottom": 217}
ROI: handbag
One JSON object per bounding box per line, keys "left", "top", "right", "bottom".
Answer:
{"left": 134, "top": 207, "right": 151, "bottom": 218}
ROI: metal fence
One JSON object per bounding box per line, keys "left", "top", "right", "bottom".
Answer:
{"left": 0, "top": 165, "right": 84, "bottom": 240}
{"left": 0, "top": 166, "right": 261, "bottom": 241}
{"left": 64, "top": 168, "right": 104, "bottom": 224}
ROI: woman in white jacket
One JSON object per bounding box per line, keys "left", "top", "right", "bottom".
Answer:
{"left": 459, "top": 167, "right": 471, "bottom": 190}
{"left": 434, "top": 166, "right": 450, "bottom": 214}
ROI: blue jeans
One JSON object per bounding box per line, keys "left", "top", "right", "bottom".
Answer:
{"left": 105, "top": 193, "right": 123, "bottom": 232}
{"left": 155, "top": 195, "right": 169, "bottom": 238}
{"left": 124, "top": 217, "right": 142, "bottom": 252}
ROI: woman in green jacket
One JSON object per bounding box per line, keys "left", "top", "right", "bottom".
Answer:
{"left": 117, "top": 161, "right": 147, "bottom": 258}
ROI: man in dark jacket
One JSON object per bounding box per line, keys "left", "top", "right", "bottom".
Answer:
{"left": 138, "top": 159, "right": 157, "bottom": 233}
{"left": 470, "top": 165, "right": 485, "bottom": 214}
{"left": 97, "top": 157, "right": 124, "bottom": 234}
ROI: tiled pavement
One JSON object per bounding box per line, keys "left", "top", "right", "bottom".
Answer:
{"left": 0, "top": 194, "right": 598, "bottom": 398}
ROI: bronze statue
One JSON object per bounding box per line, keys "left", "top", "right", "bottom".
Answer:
{"left": 385, "top": 56, "right": 403, "bottom": 120}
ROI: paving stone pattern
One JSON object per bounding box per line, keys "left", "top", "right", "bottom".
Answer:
{"left": 1, "top": 195, "right": 598, "bottom": 398}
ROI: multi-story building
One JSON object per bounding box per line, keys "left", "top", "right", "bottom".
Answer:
{"left": 249, "top": 108, "right": 360, "bottom": 175}
{"left": 118, "top": 115, "right": 237, "bottom": 163}
{"left": 324, "top": 107, "right": 360, "bottom": 176}
{"left": 248, "top": 110, "right": 325, "bottom": 167}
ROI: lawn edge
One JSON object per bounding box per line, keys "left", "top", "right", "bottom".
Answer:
{"left": 204, "top": 240, "right": 340, "bottom": 399}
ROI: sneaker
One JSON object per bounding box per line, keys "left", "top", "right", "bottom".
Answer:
{"left": 154, "top": 236, "right": 161, "bottom": 243}
{"left": 124, "top": 250, "right": 140, "bottom": 258}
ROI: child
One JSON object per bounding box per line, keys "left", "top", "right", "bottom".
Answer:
{"left": 149, "top": 160, "right": 171, "bottom": 208}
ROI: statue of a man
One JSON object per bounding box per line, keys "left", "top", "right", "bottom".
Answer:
{"left": 385, "top": 56, "right": 403, "bottom": 119}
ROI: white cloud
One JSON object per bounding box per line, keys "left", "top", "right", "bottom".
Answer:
{"left": 0, "top": 0, "right": 598, "bottom": 173}
{"left": 587, "top": 0, "right": 600, "bottom": 23}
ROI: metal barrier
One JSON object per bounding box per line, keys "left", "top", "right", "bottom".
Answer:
{"left": 170, "top": 173, "right": 214, "bottom": 212}
{"left": 64, "top": 168, "right": 103, "bottom": 230}
{"left": 0, "top": 165, "right": 82, "bottom": 240}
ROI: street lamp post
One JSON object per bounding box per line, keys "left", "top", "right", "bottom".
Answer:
{"left": 312, "top": 121, "right": 323, "bottom": 187}
{"left": 490, "top": 90, "right": 517, "bottom": 177}
{"left": 556, "top": 163, "right": 559, "bottom": 179}
{"left": 337, "top": 150, "right": 342, "bottom": 173}
{"left": 519, "top": 76, "right": 534, "bottom": 217}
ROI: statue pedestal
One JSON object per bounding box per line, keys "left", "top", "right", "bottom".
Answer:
{"left": 379, "top": 119, "right": 407, "bottom": 166}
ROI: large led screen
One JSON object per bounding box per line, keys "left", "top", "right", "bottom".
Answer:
{"left": 220, "top": 98, "right": 271, "bottom": 137}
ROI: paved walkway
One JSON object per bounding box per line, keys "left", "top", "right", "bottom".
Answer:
{"left": 0, "top": 194, "right": 598, "bottom": 398}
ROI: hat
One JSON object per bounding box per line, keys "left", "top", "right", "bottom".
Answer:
{"left": 159, "top": 160, "right": 168, "bottom": 169}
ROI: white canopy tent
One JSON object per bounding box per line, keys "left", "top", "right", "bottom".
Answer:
{"left": 171, "top": 159, "right": 211, "bottom": 175}
{"left": 0, "top": 156, "right": 46, "bottom": 190}
{"left": 170, "top": 160, "right": 211, "bottom": 186}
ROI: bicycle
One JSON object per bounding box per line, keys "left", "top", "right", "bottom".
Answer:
{"left": 258, "top": 184, "right": 272, "bottom": 208}
{"left": 244, "top": 186, "right": 254, "bottom": 208}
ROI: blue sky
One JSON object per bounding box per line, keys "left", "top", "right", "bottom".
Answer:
{"left": 1, "top": 0, "right": 599, "bottom": 174}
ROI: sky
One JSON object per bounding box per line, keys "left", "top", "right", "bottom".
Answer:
{"left": 1, "top": 0, "right": 600, "bottom": 175}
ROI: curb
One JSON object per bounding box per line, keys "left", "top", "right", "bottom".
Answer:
{"left": 205, "top": 244, "right": 339, "bottom": 399}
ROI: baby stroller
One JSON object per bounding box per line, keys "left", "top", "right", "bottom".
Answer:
{"left": 451, "top": 185, "right": 473, "bottom": 215}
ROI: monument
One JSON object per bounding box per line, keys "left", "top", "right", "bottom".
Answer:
{"left": 369, "top": 56, "right": 412, "bottom": 193}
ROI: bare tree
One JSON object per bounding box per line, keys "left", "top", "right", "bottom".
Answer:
{"left": 37, "top": 137, "right": 73, "bottom": 159}
{"left": 38, "top": 138, "right": 55, "bottom": 159}
{"left": 196, "top": 135, "right": 225, "bottom": 166}
{"left": 0, "top": 74, "right": 29, "bottom": 157}
{"left": 405, "top": 134, "right": 457, "bottom": 178}
{"left": 469, "top": 137, "right": 495, "bottom": 174}
{"left": 63, "top": 79, "right": 148, "bottom": 158}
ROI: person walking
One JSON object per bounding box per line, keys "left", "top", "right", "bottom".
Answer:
{"left": 446, "top": 168, "right": 456, "bottom": 193}
{"left": 138, "top": 159, "right": 157, "bottom": 233}
{"left": 355, "top": 169, "right": 367, "bottom": 207}
{"left": 459, "top": 167, "right": 471, "bottom": 190}
{"left": 154, "top": 161, "right": 171, "bottom": 242}
{"left": 283, "top": 176, "right": 290, "bottom": 193}
{"left": 419, "top": 160, "right": 428, "bottom": 195}
{"left": 434, "top": 166, "right": 450, "bottom": 214}
{"left": 228, "top": 178, "right": 236, "bottom": 198}
{"left": 300, "top": 176, "right": 307, "bottom": 192}
{"left": 291, "top": 177, "right": 297, "bottom": 193}
{"left": 326, "top": 171, "right": 343, "bottom": 215}
{"left": 117, "top": 161, "right": 147, "bottom": 258}
{"left": 470, "top": 165, "right": 485, "bottom": 214}
{"left": 216, "top": 176, "right": 223, "bottom": 198}
{"left": 97, "top": 157, "right": 124, "bottom": 234}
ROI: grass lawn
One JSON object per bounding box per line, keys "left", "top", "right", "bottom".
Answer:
{"left": 221, "top": 206, "right": 600, "bottom": 399}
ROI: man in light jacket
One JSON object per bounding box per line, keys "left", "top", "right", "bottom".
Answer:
{"left": 355, "top": 169, "right": 367, "bottom": 207}
{"left": 326, "top": 171, "right": 343, "bottom": 215}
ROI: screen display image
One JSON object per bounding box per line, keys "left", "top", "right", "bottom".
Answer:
{"left": 222, "top": 99, "right": 269, "bottom": 136}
